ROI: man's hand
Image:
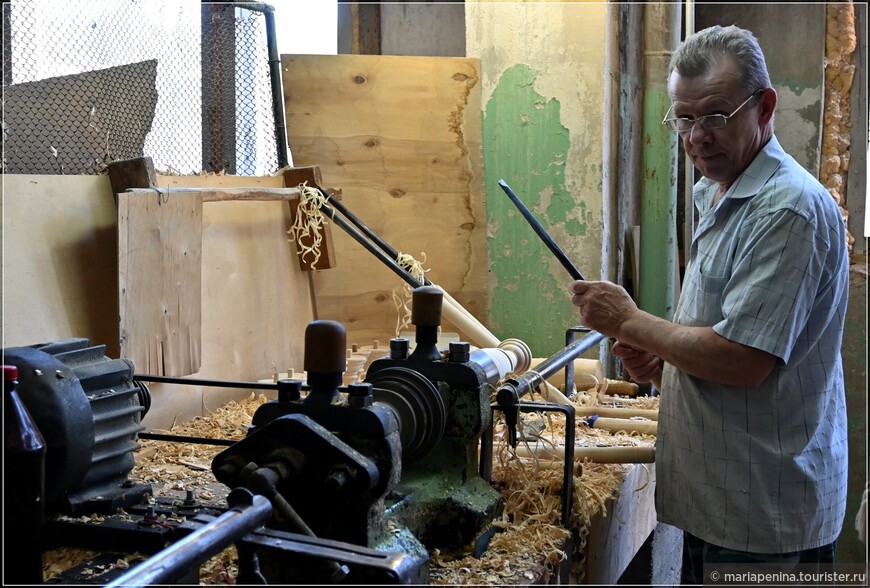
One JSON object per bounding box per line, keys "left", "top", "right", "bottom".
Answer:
{"left": 571, "top": 280, "right": 638, "bottom": 338}
{"left": 611, "top": 341, "right": 663, "bottom": 385}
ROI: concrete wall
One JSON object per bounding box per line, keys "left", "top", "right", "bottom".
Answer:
{"left": 381, "top": 1, "right": 465, "bottom": 57}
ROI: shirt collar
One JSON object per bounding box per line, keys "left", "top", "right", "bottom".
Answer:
{"left": 694, "top": 135, "right": 786, "bottom": 212}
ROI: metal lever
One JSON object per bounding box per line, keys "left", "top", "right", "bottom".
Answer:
{"left": 105, "top": 488, "right": 273, "bottom": 587}
{"left": 498, "top": 179, "right": 586, "bottom": 281}
{"left": 496, "top": 331, "right": 605, "bottom": 447}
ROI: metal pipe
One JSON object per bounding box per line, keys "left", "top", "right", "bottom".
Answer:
{"left": 498, "top": 180, "right": 585, "bottom": 281}
{"left": 601, "top": 1, "right": 622, "bottom": 378}
{"left": 105, "top": 489, "right": 273, "bottom": 587}
{"left": 602, "top": 1, "right": 620, "bottom": 287}
{"left": 312, "top": 184, "right": 428, "bottom": 284}
{"left": 228, "top": 2, "right": 289, "bottom": 169}
{"left": 262, "top": 4, "right": 290, "bottom": 169}
{"left": 495, "top": 331, "right": 605, "bottom": 447}
{"left": 638, "top": 3, "right": 681, "bottom": 321}
{"left": 316, "top": 200, "right": 426, "bottom": 289}
{"left": 310, "top": 184, "right": 493, "bottom": 344}
{"left": 500, "top": 331, "right": 606, "bottom": 400}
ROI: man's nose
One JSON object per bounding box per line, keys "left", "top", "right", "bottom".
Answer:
{"left": 687, "top": 123, "right": 712, "bottom": 144}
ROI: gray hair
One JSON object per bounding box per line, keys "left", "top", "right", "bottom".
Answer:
{"left": 669, "top": 25, "right": 772, "bottom": 94}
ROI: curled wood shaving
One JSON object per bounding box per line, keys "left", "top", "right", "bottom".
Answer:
{"left": 391, "top": 252, "right": 429, "bottom": 337}
{"left": 287, "top": 182, "right": 331, "bottom": 269}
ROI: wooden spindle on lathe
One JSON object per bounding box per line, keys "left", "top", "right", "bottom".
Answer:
{"left": 574, "top": 406, "right": 659, "bottom": 421}
{"left": 436, "top": 288, "right": 535, "bottom": 376}
{"left": 513, "top": 443, "right": 655, "bottom": 464}
{"left": 586, "top": 415, "right": 657, "bottom": 436}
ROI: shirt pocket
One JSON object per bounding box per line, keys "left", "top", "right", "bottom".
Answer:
{"left": 679, "top": 271, "right": 729, "bottom": 325}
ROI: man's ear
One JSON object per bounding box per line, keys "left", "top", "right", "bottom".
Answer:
{"left": 759, "top": 87, "right": 777, "bottom": 125}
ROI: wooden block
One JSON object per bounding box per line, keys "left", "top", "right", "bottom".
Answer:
{"left": 283, "top": 166, "right": 323, "bottom": 188}
{"left": 107, "top": 157, "right": 156, "bottom": 201}
{"left": 118, "top": 189, "right": 202, "bottom": 376}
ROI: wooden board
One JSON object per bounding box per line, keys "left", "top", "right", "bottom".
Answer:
{"left": 583, "top": 463, "right": 658, "bottom": 584}
{"left": 2, "top": 173, "right": 317, "bottom": 430}
{"left": 281, "top": 54, "right": 488, "bottom": 347}
{"left": 118, "top": 189, "right": 203, "bottom": 376}
{"left": 1, "top": 175, "right": 120, "bottom": 355}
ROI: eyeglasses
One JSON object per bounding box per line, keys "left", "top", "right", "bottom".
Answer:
{"left": 662, "top": 88, "right": 766, "bottom": 133}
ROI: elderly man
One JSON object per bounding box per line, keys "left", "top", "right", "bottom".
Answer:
{"left": 572, "top": 25, "right": 849, "bottom": 584}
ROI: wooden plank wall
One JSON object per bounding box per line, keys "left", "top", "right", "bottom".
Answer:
{"left": 281, "top": 54, "right": 488, "bottom": 349}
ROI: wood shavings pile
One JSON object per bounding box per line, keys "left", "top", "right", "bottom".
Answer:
{"left": 432, "top": 381, "right": 658, "bottom": 585}
{"left": 132, "top": 393, "right": 271, "bottom": 584}
{"left": 429, "top": 519, "right": 571, "bottom": 584}
{"left": 131, "top": 393, "right": 269, "bottom": 497}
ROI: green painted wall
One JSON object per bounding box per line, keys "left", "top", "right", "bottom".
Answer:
{"left": 482, "top": 64, "right": 581, "bottom": 355}
{"left": 467, "top": 3, "right": 606, "bottom": 357}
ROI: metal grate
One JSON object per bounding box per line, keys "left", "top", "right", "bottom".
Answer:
{"left": 2, "top": 0, "right": 282, "bottom": 176}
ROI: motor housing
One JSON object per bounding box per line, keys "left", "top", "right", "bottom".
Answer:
{"left": 2, "top": 338, "right": 151, "bottom": 515}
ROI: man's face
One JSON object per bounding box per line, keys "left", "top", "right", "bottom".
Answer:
{"left": 667, "top": 59, "right": 766, "bottom": 188}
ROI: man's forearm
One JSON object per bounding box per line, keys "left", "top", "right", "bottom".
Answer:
{"left": 616, "top": 311, "right": 775, "bottom": 389}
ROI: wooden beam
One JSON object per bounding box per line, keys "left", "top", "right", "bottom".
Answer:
{"left": 354, "top": 3, "right": 381, "bottom": 55}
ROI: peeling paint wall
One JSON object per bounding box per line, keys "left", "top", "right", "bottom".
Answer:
{"left": 467, "top": 3, "right": 606, "bottom": 356}
{"left": 696, "top": 4, "right": 826, "bottom": 176}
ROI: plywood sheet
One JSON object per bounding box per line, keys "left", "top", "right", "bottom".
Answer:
{"left": 118, "top": 189, "right": 203, "bottom": 376}
{"left": 1, "top": 175, "right": 120, "bottom": 353}
{"left": 281, "top": 54, "right": 488, "bottom": 347}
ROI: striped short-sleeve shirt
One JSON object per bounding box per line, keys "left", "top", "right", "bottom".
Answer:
{"left": 656, "top": 136, "right": 849, "bottom": 553}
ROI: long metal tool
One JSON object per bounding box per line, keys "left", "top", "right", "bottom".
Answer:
{"left": 311, "top": 183, "right": 436, "bottom": 287}
{"left": 498, "top": 179, "right": 585, "bottom": 281}
{"left": 304, "top": 193, "right": 426, "bottom": 290}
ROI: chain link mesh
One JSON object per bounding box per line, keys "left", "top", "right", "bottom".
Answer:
{"left": 2, "top": 0, "right": 281, "bottom": 176}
